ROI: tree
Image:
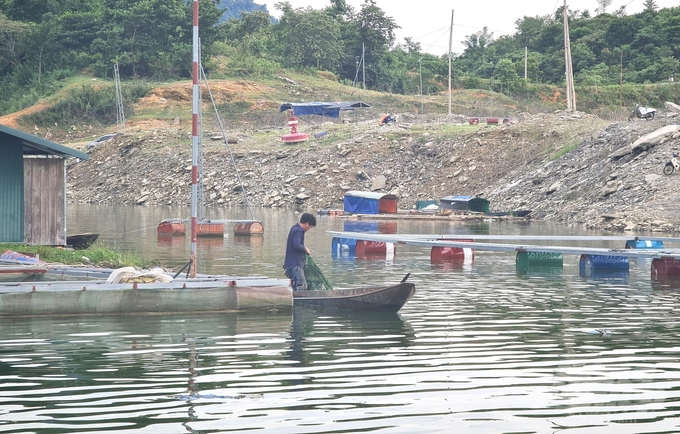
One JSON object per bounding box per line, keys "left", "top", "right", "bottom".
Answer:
{"left": 494, "top": 58, "right": 519, "bottom": 92}
{"left": 595, "top": 0, "right": 613, "bottom": 15}
{"left": 346, "top": 0, "right": 400, "bottom": 89}
{"left": 274, "top": 5, "right": 343, "bottom": 71}
{"left": 0, "top": 12, "right": 29, "bottom": 73}
{"left": 643, "top": 0, "right": 658, "bottom": 12}
{"left": 91, "top": 0, "right": 222, "bottom": 78}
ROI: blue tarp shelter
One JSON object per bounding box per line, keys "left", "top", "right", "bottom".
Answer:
{"left": 440, "top": 195, "right": 490, "bottom": 213}
{"left": 280, "top": 101, "right": 371, "bottom": 118}
{"left": 343, "top": 191, "right": 398, "bottom": 214}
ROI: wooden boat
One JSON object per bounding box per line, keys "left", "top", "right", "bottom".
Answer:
{"left": 67, "top": 233, "right": 99, "bottom": 249}
{"left": 0, "top": 273, "right": 293, "bottom": 316}
{"left": 293, "top": 281, "right": 415, "bottom": 312}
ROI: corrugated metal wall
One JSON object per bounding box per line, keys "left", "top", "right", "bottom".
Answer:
{"left": 0, "top": 139, "right": 24, "bottom": 242}
{"left": 24, "top": 158, "right": 66, "bottom": 245}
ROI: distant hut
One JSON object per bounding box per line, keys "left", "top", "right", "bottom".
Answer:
{"left": 0, "top": 124, "right": 89, "bottom": 245}
{"left": 439, "top": 195, "right": 490, "bottom": 213}
{"left": 343, "top": 191, "right": 398, "bottom": 214}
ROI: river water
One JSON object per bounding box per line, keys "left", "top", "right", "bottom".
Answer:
{"left": 2, "top": 205, "right": 680, "bottom": 433}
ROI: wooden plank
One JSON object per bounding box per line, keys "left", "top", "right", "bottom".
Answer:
{"left": 24, "top": 158, "right": 65, "bottom": 245}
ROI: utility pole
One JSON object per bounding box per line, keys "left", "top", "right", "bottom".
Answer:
{"left": 113, "top": 63, "right": 126, "bottom": 134}
{"left": 362, "top": 43, "right": 366, "bottom": 90}
{"left": 418, "top": 58, "right": 424, "bottom": 117}
{"left": 619, "top": 49, "right": 623, "bottom": 107}
{"left": 524, "top": 47, "right": 528, "bottom": 80}
{"left": 448, "top": 10, "right": 454, "bottom": 117}
{"left": 563, "top": 0, "right": 576, "bottom": 111}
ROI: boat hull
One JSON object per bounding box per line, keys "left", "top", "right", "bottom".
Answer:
{"left": 0, "top": 265, "right": 47, "bottom": 282}
{"left": 66, "top": 233, "right": 99, "bottom": 249}
{"left": 293, "top": 282, "right": 415, "bottom": 312}
{"left": 0, "top": 278, "right": 292, "bottom": 317}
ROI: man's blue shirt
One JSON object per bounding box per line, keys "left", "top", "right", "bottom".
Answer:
{"left": 284, "top": 223, "right": 306, "bottom": 268}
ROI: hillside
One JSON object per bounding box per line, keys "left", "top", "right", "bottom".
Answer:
{"left": 60, "top": 84, "right": 680, "bottom": 232}
{"left": 5, "top": 74, "right": 680, "bottom": 233}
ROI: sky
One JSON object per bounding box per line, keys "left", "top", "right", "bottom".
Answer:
{"left": 258, "top": 0, "right": 680, "bottom": 55}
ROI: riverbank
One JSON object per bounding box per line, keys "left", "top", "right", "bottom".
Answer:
{"left": 1, "top": 243, "right": 158, "bottom": 269}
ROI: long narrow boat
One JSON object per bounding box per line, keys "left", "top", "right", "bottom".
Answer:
{"left": 0, "top": 275, "right": 292, "bottom": 316}
{"left": 293, "top": 281, "right": 415, "bottom": 312}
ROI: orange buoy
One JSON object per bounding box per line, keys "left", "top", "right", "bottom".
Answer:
{"left": 233, "top": 221, "right": 264, "bottom": 235}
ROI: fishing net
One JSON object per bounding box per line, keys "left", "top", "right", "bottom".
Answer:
{"left": 304, "top": 255, "right": 333, "bottom": 291}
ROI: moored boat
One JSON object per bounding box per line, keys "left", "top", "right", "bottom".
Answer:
{"left": 0, "top": 274, "right": 292, "bottom": 316}
{"left": 293, "top": 281, "right": 415, "bottom": 312}
{"left": 66, "top": 233, "right": 100, "bottom": 249}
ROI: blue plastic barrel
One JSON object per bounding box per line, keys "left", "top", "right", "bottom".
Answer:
{"left": 625, "top": 239, "right": 664, "bottom": 249}
{"left": 332, "top": 237, "right": 357, "bottom": 257}
{"left": 580, "top": 254, "right": 629, "bottom": 273}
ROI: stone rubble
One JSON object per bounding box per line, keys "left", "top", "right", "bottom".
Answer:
{"left": 66, "top": 110, "right": 680, "bottom": 232}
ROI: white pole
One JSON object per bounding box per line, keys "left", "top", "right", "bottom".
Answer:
{"left": 563, "top": 0, "right": 576, "bottom": 110}
{"left": 190, "top": 0, "right": 200, "bottom": 277}
{"left": 362, "top": 43, "right": 366, "bottom": 90}
{"left": 419, "top": 58, "right": 423, "bottom": 117}
{"left": 448, "top": 10, "right": 454, "bottom": 117}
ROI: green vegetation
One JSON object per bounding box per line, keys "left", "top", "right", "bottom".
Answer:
{"left": 551, "top": 142, "right": 580, "bottom": 160}
{"left": 21, "top": 81, "right": 151, "bottom": 128}
{"left": 2, "top": 0, "right": 680, "bottom": 124}
{"left": 1, "top": 243, "right": 158, "bottom": 269}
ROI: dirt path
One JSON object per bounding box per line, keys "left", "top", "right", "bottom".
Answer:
{"left": 0, "top": 102, "right": 47, "bottom": 130}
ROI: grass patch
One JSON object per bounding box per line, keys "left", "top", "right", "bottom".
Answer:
{"left": 1, "top": 243, "right": 158, "bottom": 269}
{"left": 551, "top": 142, "right": 579, "bottom": 160}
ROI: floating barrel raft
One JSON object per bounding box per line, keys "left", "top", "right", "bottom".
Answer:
{"left": 326, "top": 231, "right": 680, "bottom": 283}
{"left": 157, "top": 219, "right": 265, "bottom": 236}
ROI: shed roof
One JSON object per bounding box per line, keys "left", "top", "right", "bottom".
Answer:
{"left": 440, "top": 195, "right": 488, "bottom": 203}
{"left": 279, "top": 101, "right": 372, "bottom": 118}
{"left": 345, "top": 191, "right": 397, "bottom": 200}
{"left": 0, "top": 124, "right": 89, "bottom": 160}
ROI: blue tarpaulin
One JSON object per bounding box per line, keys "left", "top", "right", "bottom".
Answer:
{"left": 343, "top": 191, "right": 398, "bottom": 214}
{"left": 280, "top": 101, "right": 371, "bottom": 118}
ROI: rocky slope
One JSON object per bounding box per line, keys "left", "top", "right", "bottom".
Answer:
{"left": 65, "top": 110, "right": 680, "bottom": 232}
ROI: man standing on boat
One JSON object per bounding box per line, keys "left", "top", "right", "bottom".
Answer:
{"left": 283, "top": 213, "right": 316, "bottom": 291}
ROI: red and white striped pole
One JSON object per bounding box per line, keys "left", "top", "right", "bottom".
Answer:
{"left": 189, "top": 0, "right": 200, "bottom": 278}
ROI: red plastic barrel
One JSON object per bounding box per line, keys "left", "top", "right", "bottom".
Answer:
{"left": 652, "top": 257, "right": 680, "bottom": 276}
{"left": 430, "top": 239, "right": 474, "bottom": 264}
{"left": 355, "top": 240, "right": 395, "bottom": 258}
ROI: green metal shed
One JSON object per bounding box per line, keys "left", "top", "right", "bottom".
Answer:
{"left": 0, "top": 124, "right": 89, "bottom": 245}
